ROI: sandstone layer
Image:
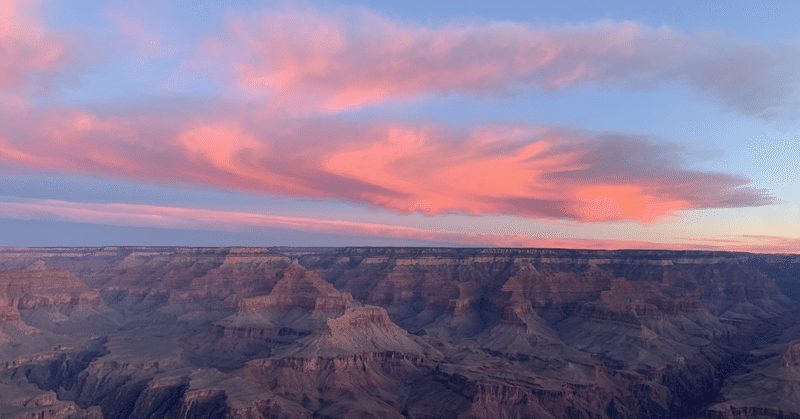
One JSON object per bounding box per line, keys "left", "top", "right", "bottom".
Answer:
{"left": 0, "top": 247, "right": 797, "bottom": 419}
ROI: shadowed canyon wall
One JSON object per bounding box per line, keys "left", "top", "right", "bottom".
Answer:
{"left": 0, "top": 247, "right": 798, "bottom": 418}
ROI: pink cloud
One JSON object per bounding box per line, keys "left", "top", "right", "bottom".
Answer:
{"left": 197, "top": 8, "right": 799, "bottom": 119}
{"left": 0, "top": 102, "right": 776, "bottom": 223}
{"left": 676, "top": 235, "right": 800, "bottom": 254}
{"left": 0, "top": 0, "right": 66, "bottom": 91}
{"left": 0, "top": 0, "right": 96, "bottom": 98}
{"left": 2, "top": 198, "right": 796, "bottom": 253}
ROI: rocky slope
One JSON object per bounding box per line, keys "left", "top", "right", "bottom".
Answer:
{"left": 0, "top": 246, "right": 797, "bottom": 419}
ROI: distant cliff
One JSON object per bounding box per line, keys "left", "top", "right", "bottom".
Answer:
{"left": 0, "top": 247, "right": 797, "bottom": 419}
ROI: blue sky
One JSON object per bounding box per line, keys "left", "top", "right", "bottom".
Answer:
{"left": 1, "top": 0, "right": 798, "bottom": 252}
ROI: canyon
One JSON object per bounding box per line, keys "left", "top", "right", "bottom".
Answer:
{"left": 0, "top": 246, "right": 798, "bottom": 419}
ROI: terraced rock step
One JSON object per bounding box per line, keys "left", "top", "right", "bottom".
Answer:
{"left": 0, "top": 247, "right": 797, "bottom": 418}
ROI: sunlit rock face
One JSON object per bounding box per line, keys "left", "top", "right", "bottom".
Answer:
{"left": 0, "top": 246, "right": 797, "bottom": 419}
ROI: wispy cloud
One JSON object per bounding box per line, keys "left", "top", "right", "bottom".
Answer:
{"left": 0, "top": 0, "right": 68, "bottom": 92}
{"left": 0, "top": 2, "right": 791, "bottom": 249}
{"left": 2, "top": 198, "right": 796, "bottom": 253}
{"left": 197, "top": 8, "right": 799, "bottom": 119}
{"left": 676, "top": 235, "right": 800, "bottom": 254}
{"left": 3, "top": 3, "right": 797, "bottom": 121}
{"left": 0, "top": 103, "right": 777, "bottom": 222}
{"left": 0, "top": 0, "right": 101, "bottom": 100}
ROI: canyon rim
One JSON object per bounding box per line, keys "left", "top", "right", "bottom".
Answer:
{"left": 0, "top": 246, "right": 798, "bottom": 418}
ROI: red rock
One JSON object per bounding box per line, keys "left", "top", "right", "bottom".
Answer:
{"left": 0, "top": 246, "right": 798, "bottom": 418}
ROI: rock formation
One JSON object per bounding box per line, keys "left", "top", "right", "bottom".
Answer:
{"left": 0, "top": 246, "right": 797, "bottom": 418}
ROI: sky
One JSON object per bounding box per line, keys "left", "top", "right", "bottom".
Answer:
{"left": 0, "top": 0, "right": 798, "bottom": 252}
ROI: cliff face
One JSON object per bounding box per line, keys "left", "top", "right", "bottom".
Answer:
{"left": 0, "top": 246, "right": 797, "bottom": 419}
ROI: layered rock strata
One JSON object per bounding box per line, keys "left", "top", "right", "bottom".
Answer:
{"left": 0, "top": 246, "right": 797, "bottom": 419}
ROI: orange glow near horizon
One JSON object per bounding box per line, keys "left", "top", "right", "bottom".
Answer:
{"left": 0, "top": 198, "right": 796, "bottom": 253}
